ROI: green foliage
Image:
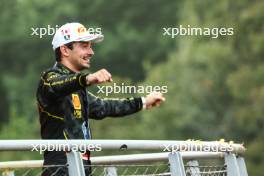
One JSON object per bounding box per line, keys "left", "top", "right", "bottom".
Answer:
{"left": 139, "top": 0, "right": 264, "bottom": 175}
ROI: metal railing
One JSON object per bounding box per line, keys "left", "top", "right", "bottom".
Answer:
{"left": 0, "top": 140, "right": 248, "bottom": 176}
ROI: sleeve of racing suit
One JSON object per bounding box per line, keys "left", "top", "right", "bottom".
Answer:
{"left": 40, "top": 71, "right": 88, "bottom": 99}
{"left": 87, "top": 92, "right": 143, "bottom": 120}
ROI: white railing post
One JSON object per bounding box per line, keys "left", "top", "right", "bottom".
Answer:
{"left": 237, "top": 157, "right": 248, "bottom": 176}
{"left": 225, "top": 153, "right": 240, "bottom": 176}
{"left": 104, "top": 166, "right": 118, "bottom": 176}
{"left": 168, "top": 152, "right": 186, "bottom": 176}
{"left": 66, "top": 151, "right": 85, "bottom": 176}
{"left": 186, "top": 160, "right": 201, "bottom": 176}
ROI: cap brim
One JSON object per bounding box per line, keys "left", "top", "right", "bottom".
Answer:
{"left": 52, "top": 32, "right": 104, "bottom": 50}
{"left": 75, "top": 33, "right": 104, "bottom": 43}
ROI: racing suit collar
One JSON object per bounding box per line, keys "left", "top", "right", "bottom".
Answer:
{"left": 54, "top": 62, "right": 75, "bottom": 74}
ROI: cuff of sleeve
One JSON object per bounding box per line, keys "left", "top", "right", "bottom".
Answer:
{"left": 141, "top": 97, "right": 147, "bottom": 110}
{"left": 78, "top": 73, "right": 89, "bottom": 87}
{"left": 133, "top": 97, "right": 143, "bottom": 110}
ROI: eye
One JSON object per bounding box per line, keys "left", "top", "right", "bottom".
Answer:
{"left": 81, "top": 43, "right": 91, "bottom": 49}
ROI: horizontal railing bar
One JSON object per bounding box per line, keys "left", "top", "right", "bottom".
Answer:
{"left": 0, "top": 140, "right": 245, "bottom": 154}
{"left": 0, "top": 152, "right": 225, "bottom": 169}
{"left": 91, "top": 151, "right": 225, "bottom": 164}
{"left": 0, "top": 160, "right": 42, "bottom": 169}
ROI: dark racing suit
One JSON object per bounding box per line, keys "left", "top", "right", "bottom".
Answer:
{"left": 36, "top": 62, "right": 143, "bottom": 176}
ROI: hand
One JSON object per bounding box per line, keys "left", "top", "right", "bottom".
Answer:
{"left": 86, "top": 69, "right": 113, "bottom": 85}
{"left": 144, "top": 91, "right": 166, "bottom": 109}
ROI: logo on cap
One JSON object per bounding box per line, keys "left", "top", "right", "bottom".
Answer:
{"left": 77, "top": 26, "right": 87, "bottom": 36}
{"left": 61, "top": 28, "right": 71, "bottom": 40}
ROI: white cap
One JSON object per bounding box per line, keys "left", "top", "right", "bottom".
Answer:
{"left": 52, "top": 22, "right": 104, "bottom": 50}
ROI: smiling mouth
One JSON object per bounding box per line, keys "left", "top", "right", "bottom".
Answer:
{"left": 83, "top": 57, "right": 90, "bottom": 63}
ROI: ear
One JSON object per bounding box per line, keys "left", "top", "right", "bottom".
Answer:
{"left": 60, "top": 45, "right": 70, "bottom": 57}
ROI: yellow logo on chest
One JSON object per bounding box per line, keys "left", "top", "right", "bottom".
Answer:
{"left": 72, "top": 94, "right": 82, "bottom": 119}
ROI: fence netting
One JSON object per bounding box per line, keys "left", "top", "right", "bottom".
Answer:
{"left": 1, "top": 160, "right": 227, "bottom": 176}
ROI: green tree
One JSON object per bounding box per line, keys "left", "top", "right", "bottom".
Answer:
{"left": 140, "top": 0, "right": 263, "bottom": 175}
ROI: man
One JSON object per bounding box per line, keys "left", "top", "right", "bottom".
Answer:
{"left": 36, "top": 22, "right": 165, "bottom": 176}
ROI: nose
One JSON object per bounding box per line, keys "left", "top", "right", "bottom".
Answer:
{"left": 87, "top": 47, "right": 94, "bottom": 56}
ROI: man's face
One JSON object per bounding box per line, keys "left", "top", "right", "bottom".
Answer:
{"left": 66, "top": 41, "right": 94, "bottom": 71}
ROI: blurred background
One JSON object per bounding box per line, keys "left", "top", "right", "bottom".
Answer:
{"left": 0, "top": 0, "right": 263, "bottom": 175}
